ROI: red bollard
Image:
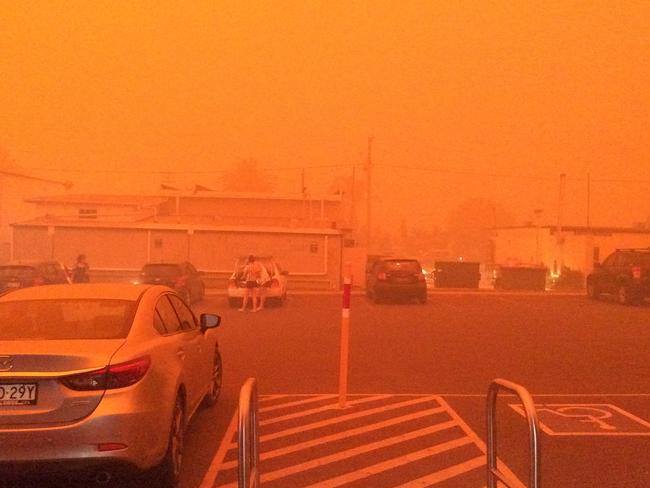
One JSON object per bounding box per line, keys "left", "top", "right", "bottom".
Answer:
{"left": 339, "top": 263, "right": 352, "bottom": 408}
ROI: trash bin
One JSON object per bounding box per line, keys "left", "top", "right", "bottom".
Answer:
{"left": 433, "top": 261, "right": 481, "bottom": 288}
{"left": 494, "top": 266, "right": 547, "bottom": 291}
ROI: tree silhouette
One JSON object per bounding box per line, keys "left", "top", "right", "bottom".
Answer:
{"left": 221, "top": 159, "right": 276, "bottom": 193}
{"left": 446, "top": 198, "right": 515, "bottom": 262}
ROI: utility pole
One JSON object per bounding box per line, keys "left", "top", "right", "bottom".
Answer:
{"left": 557, "top": 173, "right": 566, "bottom": 272}
{"left": 350, "top": 165, "right": 356, "bottom": 228}
{"left": 365, "top": 137, "right": 373, "bottom": 251}
{"left": 301, "top": 168, "right": 306, "bottom": 221}
{"left": 586, "top": 172, "right": 591, "bottom": 228}
{"left": 534, "top": 208, "right": 543, "bottom": 265}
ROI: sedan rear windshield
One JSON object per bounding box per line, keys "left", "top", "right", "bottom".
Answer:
{"left": 632, "top": 253, "right": 650, "bottom": 266}
{"left": 0, "top": 266, "right": 35, "bottom": 279}
{"left": 0, "top": 299, "right": 136, "bottom": 340}
{"left": 142, "top": 264, "right": 181, "bottom": 277}
{"left": 382, "top": 260, "right": 421, "bottom": 273}
{"left": 235, "top": 258, "right": 275, "bottom": 275}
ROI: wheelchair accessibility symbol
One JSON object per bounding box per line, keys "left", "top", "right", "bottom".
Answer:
{"left": 509, "top": 403, "right": 650, "bottom": 436}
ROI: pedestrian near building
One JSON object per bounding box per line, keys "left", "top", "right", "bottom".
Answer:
{"left": 71, "top": 254, "right": 90, "bottom": 283}
{"left": 239, "top": 255, "right": 263, "bottom": 312}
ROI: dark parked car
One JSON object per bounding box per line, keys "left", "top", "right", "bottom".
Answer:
{"left": 137, "top": 262, "right": 205, "bottom": 304}
{"left": 366, "top": 258, "right": 427, "bottom": 303}
{"left": 0, "top": 261, "right": 70, "bottom": 293}
{"left": 586, "top": 248, "right": 650, "bottom": 305}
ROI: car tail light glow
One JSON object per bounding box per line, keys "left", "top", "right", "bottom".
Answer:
{"left": 377, "top": 272, "right": 387, "bottom": 281}
{"left": 632, "top": 266, "right": 641, "bottom": 280}
{"left": 61, "top": 356, "right": 151, "bottom": 391}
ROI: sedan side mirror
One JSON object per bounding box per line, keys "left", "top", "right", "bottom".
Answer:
{"left": 200, "top": 314, "right": 221, "bottom": 332}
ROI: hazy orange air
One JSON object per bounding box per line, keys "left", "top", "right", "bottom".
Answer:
{"left": 1, "top": 1, "right": 649, "bottom": 229}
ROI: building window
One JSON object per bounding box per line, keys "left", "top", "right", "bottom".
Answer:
{"left": 79, "top": 208, "right": 97, "bottom": 219}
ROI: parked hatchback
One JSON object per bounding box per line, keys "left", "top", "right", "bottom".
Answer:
{"left": 137, "top": 262, "right": 205, "bottom": 304}
{"left": 0, "top": 284, "right": 223, "bottom": 487}
{"left": 586, "top": 248, "right": 650, "bottom": 304}
{"left": 0, "top": 261, "right": 70, "bottom": 293}
{"left": 366, "top": 258, "right": 427, "bottom": 303}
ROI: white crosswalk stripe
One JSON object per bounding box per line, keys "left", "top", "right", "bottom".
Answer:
{"left": 202, "top": 394, "right": 524, "bottom": 488}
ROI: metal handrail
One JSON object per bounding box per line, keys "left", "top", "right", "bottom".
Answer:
{"left": 487, "top": 379, "right": 541, "bottom": 488}
{"left": 238, "top": 378, "right": 260, "bottom": 488}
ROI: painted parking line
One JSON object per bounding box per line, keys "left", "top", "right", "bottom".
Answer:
{"left": 200, "top": 394, "right": 525, "bottom": 488}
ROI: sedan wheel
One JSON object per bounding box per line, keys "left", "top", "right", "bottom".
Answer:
{"left": 618, "top": 285, "right": 632, "bottom": 305}
{"left": 203, "top": 350, "right": 223, "bottom": 407}
{"left": 158, "top": 396, "right": 184, "bottom": 488}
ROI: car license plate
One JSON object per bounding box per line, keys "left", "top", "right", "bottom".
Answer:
{"left": 0, "top": 383, "right": 38, "bottom": 406}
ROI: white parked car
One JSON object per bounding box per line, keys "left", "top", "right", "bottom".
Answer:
{"left": 227, "top": 256, "right": 288, "bottom": 307}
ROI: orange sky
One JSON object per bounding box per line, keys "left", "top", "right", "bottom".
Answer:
{"left": 1, "top": 1, "right": 649, "bottom": 228}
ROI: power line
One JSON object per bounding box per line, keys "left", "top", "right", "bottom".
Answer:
{"left": 377, "top": 164, "right": 557, "bottom": 181}
{"left": 24, "top": 163, "right": 356, "bottom": 175}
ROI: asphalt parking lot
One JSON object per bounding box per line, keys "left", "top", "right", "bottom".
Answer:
{"left": 11, "top": 291, "right": 650, "bottom": 487}
{"left": 189, "top": 291, "right": 650, "bottom": 488}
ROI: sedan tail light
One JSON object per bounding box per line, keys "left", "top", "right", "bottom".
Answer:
{"left": 61, "top": 356, "right": 151, "bottom": 391}
{"left": 632, "top": 266, "right": 642, "bottom": 280}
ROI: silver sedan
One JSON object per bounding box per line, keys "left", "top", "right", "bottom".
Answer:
{"left": 0, "top": 283, "right": 223, "bottom": 487}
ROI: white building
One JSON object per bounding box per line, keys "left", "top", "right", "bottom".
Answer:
{"left": 12, "top": 191, "right": 356, "bottom": 289}
{"left": 494, "top": 225, "right": 650, "bottom": 275}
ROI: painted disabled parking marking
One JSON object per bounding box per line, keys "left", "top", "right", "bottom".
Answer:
{"left": 201, "top": 394, "right": 524, "bottom": 488}
{"left": 510, "top": 403, "right": 650, "bottom": 436}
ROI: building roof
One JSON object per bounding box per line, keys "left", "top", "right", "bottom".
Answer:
{"left": 24, "top": 195, "right": 167, "bottom": 207}
{"left": 158, "top": 190, "right": 343, "bottom": 202}
{"left": 11, "top": 218, "right": 343, "bottom": 236}
{"left": 24, "top": 191, "right": 342, "bottom": 206}
{"left": 0, "top": 170, "right": 72, "bottom": 188}
{"left": 495, "top": 225, "right": 650, "bottom": 235}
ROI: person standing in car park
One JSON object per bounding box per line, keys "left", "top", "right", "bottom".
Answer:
{"left": 239, "top": 255, "right": 263, "bottom": 312}
{"left": 257, "top": 261, "right": 271, "bottom": 310}
{"left": 71, "top": 254, "right": 90, "bottom": 283}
